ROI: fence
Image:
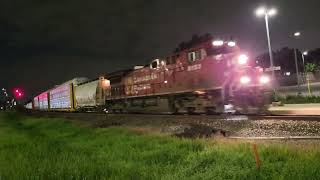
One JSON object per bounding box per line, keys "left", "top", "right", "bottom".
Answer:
{"left": 276, "top": 72, "right": 320, "bottom": 97}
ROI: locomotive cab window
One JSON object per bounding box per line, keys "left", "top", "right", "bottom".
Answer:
{"left": 188, "top": 50, "right": 201, "bottom": 62}
{"left": 150, "top": 59, "right": 159, "bottom": 69}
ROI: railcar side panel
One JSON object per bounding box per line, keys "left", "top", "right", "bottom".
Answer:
{"left": 49, "top": 84, "right": 74, "bottom": 111}
{"left": 38, "top": 92, "right": 49, "bottom": 110}
{"left": 33, "top": 96, "right": 39, "bottom": 110}
{"left": 74, "top": 80, "right": 99, "bottom": 108}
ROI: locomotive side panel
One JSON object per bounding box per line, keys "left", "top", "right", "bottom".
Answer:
{"left": 122, "top": 48, "right": 230, "bottom": 98}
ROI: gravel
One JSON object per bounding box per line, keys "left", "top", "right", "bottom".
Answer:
{"left": 26, "top": 111, "right": 320, "bottom": 138}
{"left": 236, "top": 120, "right": 320, "bottom": 137}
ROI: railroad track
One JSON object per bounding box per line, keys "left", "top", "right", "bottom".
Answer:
{"left": 25, "top": 110, "right": 320, "bottom": 121}
{"left": 23, "top": 110, "right": 320, "bottom": 139}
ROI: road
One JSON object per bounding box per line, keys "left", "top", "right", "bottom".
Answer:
{"left": 269, "top": 103, "right": 320, "bottom": 115}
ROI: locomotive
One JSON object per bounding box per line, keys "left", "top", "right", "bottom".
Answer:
{"left": 25, "top": 36, "right": 271, "bottom": 114}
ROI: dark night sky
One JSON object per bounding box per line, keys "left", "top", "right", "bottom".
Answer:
{"left": 1, "top": 0, "right": 320, "bottom": 99}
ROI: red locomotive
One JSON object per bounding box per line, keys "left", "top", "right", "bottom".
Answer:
{"left": 105, "top": 35, "right": 271, "bottom": 114}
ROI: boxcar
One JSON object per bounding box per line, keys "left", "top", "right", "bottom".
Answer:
{"left": 74, "top": 77, "right": 109, "bottom": 111}
{"left": 49, "top": 78, "right": 88, "bottom": 111}
{"left": 38, "top": 92, "right": 49, "bottom": 110}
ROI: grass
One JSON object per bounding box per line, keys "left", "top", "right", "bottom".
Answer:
{"left": 276, "top": 95, "right": 320, "bottom": 104}
{"left": 0, "top": 112, "right": 320, "bottom": 179}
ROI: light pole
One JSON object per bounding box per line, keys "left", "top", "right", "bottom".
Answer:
{"left": 302, "top": 51, "right": 308, "bottom": 71}
{"left": 302, "top": 51, "right": 312, "bottom": 95}
{"left": 293, "top": 32, "right": 302, "bottom": 87}
{"left": 256, "top": 7, "right": 277, "bottom": 89}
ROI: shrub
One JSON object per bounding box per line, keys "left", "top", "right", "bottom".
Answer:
{"left": 280, "top": 95, "right": 320, "bottom": 104}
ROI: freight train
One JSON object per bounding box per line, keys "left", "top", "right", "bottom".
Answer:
{"left": 25, "top": 36, "right": 272, "bottom": 114}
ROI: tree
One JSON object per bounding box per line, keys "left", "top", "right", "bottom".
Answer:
{"left": 255, "top": 47, "right": 299, "bottom": 74}
{"left": 305, "top": 48, "right": 320, "bottom": 66}
{"left": 305, "top": 63, "right": 317, "bottom": 73}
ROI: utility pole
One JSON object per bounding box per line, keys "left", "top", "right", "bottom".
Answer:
{"left": 294, "top": 49, "right": 300, "bottom": 91}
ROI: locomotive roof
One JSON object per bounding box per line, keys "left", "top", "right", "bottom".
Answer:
{"left": 105, "top": 68, "right": 133, "bottom": 78}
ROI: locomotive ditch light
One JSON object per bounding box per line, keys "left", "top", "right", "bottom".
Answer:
{"left": 212, "top": 40, "right": 224, "bottom": 46}
{"left": 238, "top": 54, "right": 248, "bottom": 65}
{"left": 240, "top": 76, "right": 251, "bottom": 84}
{"left": 227, "top": 41, "right": 236, "bottom": 47}
{"left": 259, "top": 76, "right": 270, "bottom": 84}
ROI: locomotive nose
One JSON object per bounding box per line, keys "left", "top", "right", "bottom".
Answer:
{"left": 240, "top": 76, "right": 251, "bottom": 84}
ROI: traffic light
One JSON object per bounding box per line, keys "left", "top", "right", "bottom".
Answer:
{"left": 13, "top": 88, "right": 24, "bottom": 99}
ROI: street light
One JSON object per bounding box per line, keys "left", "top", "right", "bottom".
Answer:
{"left": 302, "top": 51, "right": 308, "bottom": 67}
{"left": 293, "top": 32, "right": 307, "bottom": 87}
{"left": 293, "top": 31, "right": 311, "bottom": 95}
{"left": 294, "top": 32, "right": 301, "bottom": 37}
{"left": 255, "top": 6, "right": 277, "bottom": 90}
{"left": 302, "top": 51, "right": 308, "bottom": 74}
{"left": 302, "top": 50, "right": 307, "bottom": 84}
{"left": 302, "top": 51, "right": 311, "bottom": 95}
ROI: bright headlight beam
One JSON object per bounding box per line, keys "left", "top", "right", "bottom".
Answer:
{"left": 259, "top": 76, "right": 270, "bottom": 84}
{"left": 238, "top": 54, "right": 248, "bottom": 65}
{"left": 212, "top": 40, "right": 224, "bottom": 46}
{"left": 240, "top": 76, "right": 251, "bottom": 84}
{"left": 227, "top": 41, "right": 236, "bottom": 47}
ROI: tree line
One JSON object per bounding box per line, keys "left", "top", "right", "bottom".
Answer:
{"left": 256, "top": 47, "right": 320, "bottom": 74}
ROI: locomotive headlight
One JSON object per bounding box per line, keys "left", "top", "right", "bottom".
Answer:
{"left": 240, "top": 76, "right": 251, "bottom": 84}
{"left": 212, "top": 40, "right": 224, "bottom": 46}
{"left": 259, "top": 76, "right": 270, "bottom": 84}
{"left": 238, "top": 54, "right": 248, "bottom": 65}
{"left": 227, "top": 41, "right": 236, "bottom": 47}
